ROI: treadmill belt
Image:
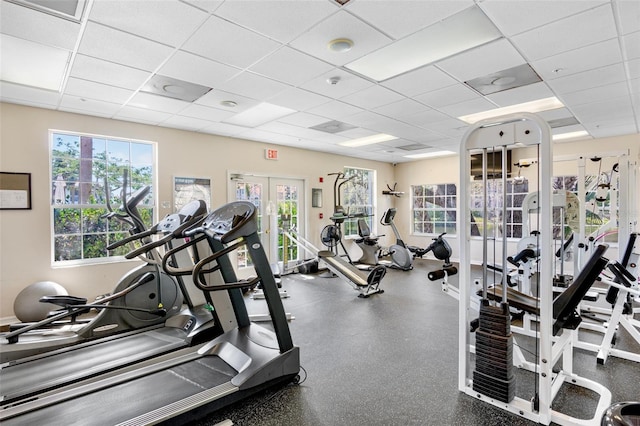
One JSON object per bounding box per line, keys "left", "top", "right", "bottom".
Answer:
{"left": 4, "top": 355, "right": 237, "bottom": 426}
{"left": 1, "top": 328, "right": 187, "bottom": 401}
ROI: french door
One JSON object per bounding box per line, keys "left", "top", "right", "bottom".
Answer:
{"left": 228, "top": 174, "right": 304, "bottom": 272}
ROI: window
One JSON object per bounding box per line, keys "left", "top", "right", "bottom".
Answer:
{"left": 341, "top": 167, "right": 375, "bottom": 237}
{"left": 468, "top": 179, "right": 528, "bottom": 239}
{"left": 412, "top": 183, "right": 457, "bottom": 235}
{"left": 51, "top": 131, "right": 155, "bottom": 264}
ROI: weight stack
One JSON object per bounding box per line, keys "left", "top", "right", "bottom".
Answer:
{"left": 472, "top": 300, "right": 516, "bottom": 403}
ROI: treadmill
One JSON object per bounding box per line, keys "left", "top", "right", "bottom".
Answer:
{"left": 0, "top": 201, "right": 300, "bottom": 425}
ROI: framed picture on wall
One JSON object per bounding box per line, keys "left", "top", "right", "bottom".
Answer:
{"left": 173, "top": 176, "right": 211, "bottom": 211}
{"left": 0, "top": 172, "right": 32, "bottom": 210}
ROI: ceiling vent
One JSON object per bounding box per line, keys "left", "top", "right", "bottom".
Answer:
{"left": 465, "top": 63, "right": 542, "bottom": 95}
{"left": 309, "top": 120, "right": 357, "bottom": 134}
{"left": 548, "top": 116, "right": 580, "bottom": 128}
{"left": 141, "top": 75, "right": 212, "bottom": 103}
{"left": 397, "top": 143, "right": 430, "bottom": 151}
{"left": 7, "top": 0, "right": 86, "bottom": 22}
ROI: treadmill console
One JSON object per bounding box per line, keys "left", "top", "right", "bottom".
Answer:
{"left": 201, "top": 201, "right": 257, "bottom": 243}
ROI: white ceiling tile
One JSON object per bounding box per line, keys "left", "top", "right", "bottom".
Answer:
{"left": 424, "top": 118, "right": 468, "bottom": 138}
{"left": 289, "top": 10, "right": 392, "bottom": 67}
{"left": 306, "top": 100, "right": 364, "bottom": 121}
{"left": 182, "top": 15, "right": 281, "bottom": 69}
{"left": 181, "top": 0, "right": 224, "bottom": 13}
{"left": 278, "top": 112, "right": 329, "bottom": 128}
{"left": 159, "top": 51, "right": 240, "bottom": 89}
{"left": 628, "top": 58, "right": 640, "bottom": 79}
{"left": 480, "top": 0, "right": 608, "bottom": 37}
{"left": 381, "top": 65, "right": 458, "bottom": 97}
{"left": 89, "top": 0, "right": 208, "bottom": 47}
{"left": 0, "top": 81, "right": 60, "bottom": 107}
{"left": 69, "top": 54, "right": 151, "bottom": 91}
{"left": 64, "top": 78, "right": 134, "bottom": 104}
{"left": 414, "top": 84, "right": 480, "bottom": 108}
{"left": 216, "top": 72, "right": 291, "bottom": 101}
{"left": 1, "top": 34, "right": 70, "bottom": 91}
{"left": 346, "top": 0, "right": 473, "bottom": 40}
{"left": 59, "top": 95, "right": 121, "bottom": 117}
{"left": 616, "top": 0, "right": 640, "bottom": 35}
{"left": 438, "top": 97, "right": 498, "bottom": 118}
{"left": 340, "top": 85, "right": 405, "bottom": 110}
{"left": 194, "top": 90, "right": 260, "bottom": 113}
{"left": 572, "top": 97, "right": 634, "bottom": 123}
{"left": 268, "top": 88, "right": 331, "bottom": 111}
{"left": 486, "top": 82, "right": 555, "bottom": 107}
{"left": 160, "top": 115, "right": 212, "bottom": 132}
{"left": 299, "top": 68, "right": 374, "bottom": 99}
{"left": 214, "top": 0, "right": 337, "bottom": 43}
{"left": 546, "top": 63, "right": 628, "bottom": 94}
{"left": 0, "top": 1, "right": 81, "bottom": 50}
{"left": 623, "top": 31, "right": 640, "bottom": 61}
{"left": 115, "top": 106, "right": 173, "bottom": 125}
{"left": 537, "top": 107, "right": 575, "bottom": 122}
{"left": 531, "top": 38, "right": 623, "bottom": 81}
{"left": 586, "top": 121, "right": 638, "bottom": 138}
{"left": 250, "top": 47, "right": 334, "bottom": 86}
{"left": 511, "top": 4, "right": 618, "bottom": 61}
{"left": 437, "top": 39, "right": 526, "bottom": 82}
{"left": 200, "top": 122, "right": 247, "bottom": 136}
{"left": 559, "top": 81, "right": 631, "bottom": 107}
{"left": 78, "top": 22, "right": 174, "bottom": 71}
{"left": 179, "top": 104, "right": 235, "bottom": 122}
{"left": 127, "top": 92, "right": 191, "bottom": 114}
{"left": 401, "top": 108, "right": 452, "bottom": 128}
{"left": 373, "top": 98, "right": 431, "bottom": 119}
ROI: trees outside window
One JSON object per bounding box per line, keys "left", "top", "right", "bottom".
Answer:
{"left": 51, "top": 131, "right": 155, "bottom": 264}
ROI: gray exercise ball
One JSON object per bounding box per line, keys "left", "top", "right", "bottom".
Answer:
{"left": 14, "top": 281, "right": 68, "bottom": 322}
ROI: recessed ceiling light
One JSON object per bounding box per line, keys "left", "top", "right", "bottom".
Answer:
{"left": 223, "top": 102, "right": 296, "bottom": 127}
{"left": 345, "top": 6, "right": 501, "bottom": 81}
{"left": 328, "top": 38, "right": 354, "bottom": 53}
{"left": 404, "top": 150, "right": 456, "bottom": 159}
{"left": 458, "top": 97, "right": 564, "bottom": 124}
{"left": 552, "top": 130, "right": 590, "bottom": 141}
{"left": 338, "top": 133, "right": 398, "bottom": 147}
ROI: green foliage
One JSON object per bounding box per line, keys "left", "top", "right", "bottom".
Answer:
{"left": 55, "top": 235, "right": 82, "bottom": 261}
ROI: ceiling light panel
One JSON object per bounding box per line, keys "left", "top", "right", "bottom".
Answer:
{"left": 458, "top": 96, "right": 564, "bottom": 124}
{"left": 128, "top": 92, "right": 191, "bottom": 114}
{"left": 182, "top": 15, "right": 281, "bottom": 69}
{"left": 78, "top": 22, "right": 174, "bottom": 71}
{"left": 338, "top": 133, "right": 398, "bottom": 147}
{"left": 224, "top": 102, "right": 296, "bottom": 128}
{"left": 0, "top": 34, "right": 70, "bottom": 91}
{"left": 404, "top": 150, "right": 456, "bottom": 159}
{"left": 345, "top": 6, "right": 502, "bottom": 82}
{"left": 0, "top": 81, "right": 61, "bottom": 108}
{"left": 289, "top": 10, "right": 392, "bottom": 67}
{"left": 552, "top": 130, "right": 590, "bottom": 142}
{"left": 88, "top": 0, "right": 208, "bottom": 47}
{"left": 346, "top": 0, "right": 472, "bottom": 40}
{"left": 1, "top": 0, "right": 81, "bottom": 50}
{"left": 8, "top": 0, "right": 86, "bottom": 21}
{"left": 510, "top": 5, "right": 617, "bottom": 62}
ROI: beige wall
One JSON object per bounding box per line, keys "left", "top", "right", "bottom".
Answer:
{"left": 394, "top": 133, "right": 640, "bottom": 263}
{"left": 0, "top": 103, "right": 396, "bottom": 320}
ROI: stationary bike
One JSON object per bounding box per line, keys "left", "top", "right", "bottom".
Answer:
{"left": 379, "top": 208, "right": 413, "bottom": 271}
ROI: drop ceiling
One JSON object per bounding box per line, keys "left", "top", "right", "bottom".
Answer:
{"left": 0, "top": 0, "right": 638, "bottom": 164}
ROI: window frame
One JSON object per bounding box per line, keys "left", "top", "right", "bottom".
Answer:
{"left": 49, "top": 129, "right": 157, "bottom": 267}
{"left": 411, "top": 183, "right": 457, "bottom": 236}
{"left": 341, "top": 167, "right": 376, "bottom": 238}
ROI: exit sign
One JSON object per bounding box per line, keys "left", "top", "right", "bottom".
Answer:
{"left": 265, "top": 149, "right": 278, "bottom": 160}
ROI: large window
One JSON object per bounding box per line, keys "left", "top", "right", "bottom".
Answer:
{"left": 51, "top": 131, "right": 155, "bottom": 264}
{"left": 341, "top": 167, "right": 375, "bottom": 237}
{"left": 412, "top": 183, "right": 457, "bottom": 235}
{"left": 468, "top": 179, "right": 529, "bottom": 239}
{"left": 553, "top": 175, "right": 612, "bottom": 238}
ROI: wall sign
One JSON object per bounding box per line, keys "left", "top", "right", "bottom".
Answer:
{"left": 0, "top": 172, "right": 31, "bottom": 210}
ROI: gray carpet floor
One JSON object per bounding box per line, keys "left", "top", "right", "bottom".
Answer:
{"left": 197, "top": 258, "right": 639, "bottom": 426}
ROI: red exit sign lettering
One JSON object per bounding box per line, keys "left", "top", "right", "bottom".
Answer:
{"left": 265, "top": 149, "right": 278, "bottom": 160}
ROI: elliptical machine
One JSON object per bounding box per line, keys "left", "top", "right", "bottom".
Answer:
{"left": 379, "top": 208, "right": 413, "bottom": 271}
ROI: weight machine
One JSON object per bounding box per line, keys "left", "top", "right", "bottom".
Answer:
{"left": 458, "top": 113, "right": 612, "bottom": 426}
